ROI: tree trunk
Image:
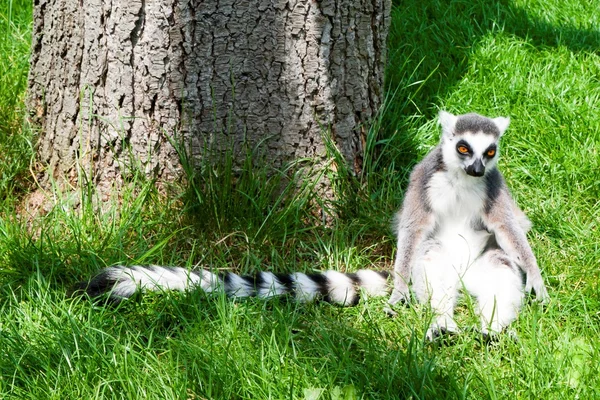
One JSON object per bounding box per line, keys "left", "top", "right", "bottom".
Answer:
{"left": 27, "top": 0, "right": 390, "bottom": 196}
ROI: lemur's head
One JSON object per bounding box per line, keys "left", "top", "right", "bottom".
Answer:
{"left": 439, "top": 111, "right": 510, "bottom": 177}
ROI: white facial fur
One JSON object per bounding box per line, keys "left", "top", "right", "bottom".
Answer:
{"left": 446, "top": 132, "right": 499, "bottom": 174}
{"left": 438, "top": 111, "right": 510, "bottom": 177}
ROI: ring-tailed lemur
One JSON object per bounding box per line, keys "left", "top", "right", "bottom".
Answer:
{"left": 388, "top": 111, "right": 548, "bottom": 339}
{"left": 76, "top": 111, "right": 548, "bottom": 339}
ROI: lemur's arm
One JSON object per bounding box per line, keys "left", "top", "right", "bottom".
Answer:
{"left": 485, "top": 190, "right": 549, "bottom": 302}
{"left": 388, "top": 174, "right": 436, "bottom": 306}
{"left": 388, "top": 213, "right": 435, "bottom": 306}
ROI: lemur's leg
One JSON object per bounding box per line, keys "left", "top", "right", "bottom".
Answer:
{"left": 411, "top": 243, "right": 461, "bottom": 340}
{"left": 463, "top": 249, "right": 524, "bottom": 335}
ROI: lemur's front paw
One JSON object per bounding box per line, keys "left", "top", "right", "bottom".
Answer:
{"left": 383, "top": 307, "right": 398, "bottom": 317}
{"left": 384, "top": 286, "right": 411, "bottom": 318}
{"left": 525, "top": 272, "right": 549, "bottom": 303}
{"left": 388, "top": 286, "right": 411, "bottom": 306}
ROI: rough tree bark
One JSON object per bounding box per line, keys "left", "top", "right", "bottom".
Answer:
{"left": 28, "top": 0, "right": 391, "bottom": 197}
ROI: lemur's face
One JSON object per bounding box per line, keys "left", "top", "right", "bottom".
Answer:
{"left": 438, "top": 111, "right": 509, "bottom": 177}
{"left": 453, "top": 132, "right": 499, "bottom": 177}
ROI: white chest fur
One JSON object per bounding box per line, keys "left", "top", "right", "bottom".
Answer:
{"left": 427, "top": 171, "right": 491, "bottom": 268}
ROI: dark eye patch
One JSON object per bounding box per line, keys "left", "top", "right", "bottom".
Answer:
{"left": 484, "top": 144, "right": 497, "bottom": 158}
{"left": 456, "top": 140, "right": 472, "bottom": 155}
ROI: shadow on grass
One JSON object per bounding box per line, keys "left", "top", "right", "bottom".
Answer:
{"left": 386, "top": 0, "right": 600, "bottom": 121}
{"left": 106, "top": 290, "right": 467, "bottom": 399}
{"left": 382, "top": 0, "right": 600, "bottom": 176}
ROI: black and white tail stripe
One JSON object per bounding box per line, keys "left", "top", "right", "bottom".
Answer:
{"left": 77, "top": 265, "right": 391, "bottom": 306}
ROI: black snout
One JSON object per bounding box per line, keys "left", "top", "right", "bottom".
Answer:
{"left": 466, "top": 159, "right": 485, "bottom": 177}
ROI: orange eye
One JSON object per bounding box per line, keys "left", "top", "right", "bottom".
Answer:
{"left": 487, "top": 149, "right": 496, "bottom": 157}
{"left": 457, "top": 146, "right": 469, "bottom": 154}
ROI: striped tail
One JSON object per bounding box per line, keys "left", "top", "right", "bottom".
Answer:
{"left": 76, "top": 265, "right": 391, "bottom": 306}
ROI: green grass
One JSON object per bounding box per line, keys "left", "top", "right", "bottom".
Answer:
{"left": 0, "top": 0, "right": 32, "bottom": 201}
{"left": 1, "top": 0, "right": 600, "bottom": 398}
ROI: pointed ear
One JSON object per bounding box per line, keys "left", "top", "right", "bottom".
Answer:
{"left": 439, "top": 110, "right": 458, "bottom": 138}
{"left": 493, "top": 116, "right": 510, "bottom": 137}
